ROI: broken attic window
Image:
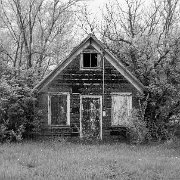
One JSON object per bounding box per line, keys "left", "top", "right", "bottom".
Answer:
{"left": 83, "top": 53, "right": 98, "bottom": 68}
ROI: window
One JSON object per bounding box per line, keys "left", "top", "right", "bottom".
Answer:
{"left": 81, "top": 53, "right": 100, "bottom": 69}
{"left": 48, "top": 93, "right": 70, "bottom": 126}
{"left": 111, "top": 93, "right": 132, "bottom": 126}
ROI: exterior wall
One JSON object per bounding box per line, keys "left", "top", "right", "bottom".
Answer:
{"left": 37, "top": 46, "right": 140, "bottom": 136}
{"left": 37, "top": 92, "right": 49, "bottom": 134}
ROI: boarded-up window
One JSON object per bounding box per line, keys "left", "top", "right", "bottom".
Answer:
{"left": 50, "top": 94, "right": 69, "bottom": 125}
{"left": 111, "top": 93, "right": 132, "bottom": 126}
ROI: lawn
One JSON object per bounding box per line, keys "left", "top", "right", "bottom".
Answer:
{"left": 0, "top": 138, "right": 180, "bottom": 180}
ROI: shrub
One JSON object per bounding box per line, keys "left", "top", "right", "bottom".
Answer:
{"left": 166, "top": 114, "right": 180, "bottom": 140}
{"left": 127, "top": 93, "right": 180, "bottom": 144}
{"left": 126, "top": 109, "right": 151, "bottom": 144}
{"left": 0, "top": 77, "right": 42, "bottom": 142}
{"left": 0, "top": 124, "right": 25, "bottom": 142}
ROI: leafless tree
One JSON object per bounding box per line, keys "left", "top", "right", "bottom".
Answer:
{"left": 0, "top": 0, "right": 79, "bottom": 77}
{"left": 100, "top": 0, "right": 180, "bottom": 84}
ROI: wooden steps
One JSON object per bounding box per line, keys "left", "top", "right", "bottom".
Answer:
{"left": 33, "top": 125, "right": 130, "bottom": 139}
{"left": 39, "top": 126, "right": 79, "bottom": 137}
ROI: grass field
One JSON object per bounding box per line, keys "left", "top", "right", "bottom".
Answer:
{"left": 0, "top": 138, "right": 180, "bottom": 180}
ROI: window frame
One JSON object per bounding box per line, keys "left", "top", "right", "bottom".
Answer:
{"left": 111, "top": 92, "right": 132, "bottom": 126}
{"left": 80, "top": 51, "right": 101, "bottom": 70}
{"left": 48, "top": 92, "right": 70, "bottom": 126}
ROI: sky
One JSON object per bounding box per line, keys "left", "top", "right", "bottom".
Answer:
{"left": 81, "top": 0, "right": 150, "bottom": 18}
{"left": 80, "top": 0, "right": 110, "bottom": 18}
{"left": 77, "top": 0, "right": 132, "bottom": 27}
{"left": 85, "top": 0, "right": 108, "bottom": 10}
{"left": 82, "top": 0, "right": 108, "bottom": 6}
{"left": 74, "top": 0, "right": 111, "bottom": 38}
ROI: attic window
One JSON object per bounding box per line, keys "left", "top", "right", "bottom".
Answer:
{"left": 81, "top": 53, "right": 100, "bottom": 69}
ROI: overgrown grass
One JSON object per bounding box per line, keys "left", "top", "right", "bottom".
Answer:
{"left": 0, "top": 138, "right": 180, "bottom": 180}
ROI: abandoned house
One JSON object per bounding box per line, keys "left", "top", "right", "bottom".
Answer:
{"left": 33, "top": 34, "right": 145, "bottom": 139}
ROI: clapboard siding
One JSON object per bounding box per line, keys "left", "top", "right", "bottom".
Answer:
{"left": 37, "top": 47, "right": 140, "bottom": 137}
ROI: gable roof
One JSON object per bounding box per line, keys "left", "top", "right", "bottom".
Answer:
{"left": 33, "top": 34, "right": 145, "bottom": 93}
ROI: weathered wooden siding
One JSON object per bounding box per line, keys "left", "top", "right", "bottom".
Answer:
{"left": 37, "top": 47, "right": 139, "bottom": 137}
{"left": 37, "top": 93, "right": 48, "bottom": 128}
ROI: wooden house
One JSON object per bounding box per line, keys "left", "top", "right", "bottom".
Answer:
{"left": 33, "top": 34, "right": 144, "bottom": 139}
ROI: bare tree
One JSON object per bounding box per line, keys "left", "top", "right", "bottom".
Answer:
{"left": 100, "top": 0, "right": 180, "bottom": 83}
{"left": 100, "top": 0, "right": 180, "bottom": 140}
{"left": 0, "top": 0, "right": 79, "bottom": 77}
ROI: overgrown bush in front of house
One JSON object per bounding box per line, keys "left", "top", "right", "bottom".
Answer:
{"left": 0, "top": 77, "right": 42, "bottom": 142}
{"left": 126, "top": 108, "right": 151, "bottom": 144}
{"left": 143, "top": 81, "right": 180, "bottom": 142}
{"left": 126, "top": 92, "right": 180, "bottom": 144}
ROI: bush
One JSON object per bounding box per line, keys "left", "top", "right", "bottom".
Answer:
{"left": 0, "top": 77, "right": 42, "bottom": 142}
{"left": 0, "top": 124, "right": 25, "bottom": 142}
{"left": 126, "top": 109, "right": 151, "bottom": 144}
{"left": 165, "top": 114, "right": 180, "bottom": 140}
{"left": 127, "top": 95, "right": 180, "bottom": 144}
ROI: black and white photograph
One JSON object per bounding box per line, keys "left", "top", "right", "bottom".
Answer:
{"left": 0, "top": 0, "right": 180, "bottom": 179}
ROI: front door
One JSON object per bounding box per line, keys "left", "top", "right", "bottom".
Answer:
{"left": 80, "top": 96, "right": 102, "bottom": 139}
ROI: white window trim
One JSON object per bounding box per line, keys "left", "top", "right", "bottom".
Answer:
{"left": 48, "top": 92, "right": 70, "bottom": 126}
{"left": 111, "top": 92, "right": 132, "bottom": 96}
{"left": 111, "top": 92, "right": 132, "bottom": 126}
{"left": 80, "top": 52, "right": 101, "bottom": 70}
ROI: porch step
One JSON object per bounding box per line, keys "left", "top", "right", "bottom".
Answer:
{"left": 40, "top": 126, "right": 79, "bottom": 137}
